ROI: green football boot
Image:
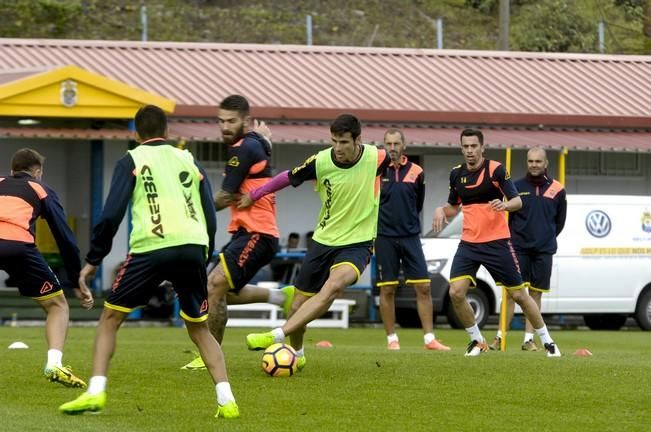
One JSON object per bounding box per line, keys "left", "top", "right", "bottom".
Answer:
{"left": 215, "top": 401, "right": 240, "bottom": 419}
{"left": 246, "top": 332, "right": 276, "bottom": 350}
{"left": 44, "top": 365, "right": 87, "bottom": 388}
{"left": 296, "top": 355, "right": 306, "bottom": 371}
{"left": 181, "top": 356, "right": 206, "bottom": 371}
{"left": 59, "top": 391, "right": 107, "bottom": 415}
{"left": 281, "top": 285, "right": 295, "bottom": 317}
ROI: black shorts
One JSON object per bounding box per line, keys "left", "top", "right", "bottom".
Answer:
{"left": 516, "top": 251, "right": 553, "bottom": 292}
{"left": 294, "top": 240, "right": 372, "bottom": 295}
{"left": 108, "top": 244, "right": 208, "bottom": 322}
{"left": 375, "top": 235, "right": 429, "bottom": 286}
{"left": 0, "top": 240, "right": 62, "bottom": 300}
{"left": 450, "top": 239, "right": 524, "bottom": 289}
{"left": 219, "top": 228, "right": 279, "bottom": 292}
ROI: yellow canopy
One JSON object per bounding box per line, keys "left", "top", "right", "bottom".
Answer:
{"left": 0, "top": 65, "right": 175, "bottom": 119}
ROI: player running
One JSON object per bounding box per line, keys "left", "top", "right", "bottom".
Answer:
{"left": 0, "top": 148, "right": 92, "bottom": 388}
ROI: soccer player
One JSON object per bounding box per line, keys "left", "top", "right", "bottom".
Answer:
{"left": 241, "top": 114, "right": 390, "bottom": 368}
{"left": 181, "top": 94, "right": 293, "bottom": 371}
{"left": 376, "top": 129, "right": 449, "bottom": 351}
{"left": 0, "top": 148, "right": 92, "bottom": 387}
{"left": 432, "top": 129, "right": 561, "bottom": 357}
{"left": 59, "top": 105, "right": 240, "bottom": 419}
{"left": 489, "top": 147, "right": 567, "bottom": 351}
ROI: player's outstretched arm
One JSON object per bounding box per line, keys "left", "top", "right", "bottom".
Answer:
{"left": 75, "top": 263, "right": 96, "bottom": 309}
{"left": 214, "top": 190, "right": 240, "bottom": 210}
{"left": 433, "top": 203, "right": 459, "bottom": 232}
{"left": 489, "top": 196, "right": 522, "bottom": 212}
{"left": 236, "top": 170, "right": 291, "bottom": 209}
{"left": 237, "top": 193, "right": 254, "bottom": 209}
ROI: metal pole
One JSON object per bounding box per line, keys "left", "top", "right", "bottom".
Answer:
{"left": 306, "top": 15, "right": 313, "bottom": 46}
{"left": 499, "top": 146, "right": 512, "bottom": 352}
{"left": 437, "top": 17, "right": 443, "bottom": 49}
{"left": 598, "top": 21, "right": 605, "bottom": 53}
{"left": 559, "top": 148, "right": 568, "bottom": 186}
{"left": 141, "top": 5, "right": 148, "bottom": 42}
{"left": 498, "top": 0, "right": 510, "bottom": 50}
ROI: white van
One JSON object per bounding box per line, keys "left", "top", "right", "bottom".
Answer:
{"left": 394, "top": 195, "right": 651, "bottom": 330}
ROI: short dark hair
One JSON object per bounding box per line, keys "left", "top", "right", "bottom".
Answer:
{"left": 135, "top": 105, "right": 167, "bottom": 140}
{"left": 384, "top": 128, "right": 405, "bottom": 143}
{"left": 11, "top": 148, "right": 44, "bottom": 172}
{"left": 460, "top": 128, "right": 484, "bottom": 146}
{"left": 219, "top": 94, "right": 250, "bottom": 117}
{"left": 288, "top": 232, "right": 300, "bottom": 240}
{"left": 330, "top": 114, "right": 362, "bottom": 140}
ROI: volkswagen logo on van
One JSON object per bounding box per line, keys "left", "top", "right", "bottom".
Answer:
{"left": 586, "top": 210, "right": 611, "bottom": 238}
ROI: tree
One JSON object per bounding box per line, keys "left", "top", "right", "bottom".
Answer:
{"left": 511, "top": 0, "right": 594, "bottom": 52}
{"left": 645, "top": 0, "right": 651, "bottom": 53}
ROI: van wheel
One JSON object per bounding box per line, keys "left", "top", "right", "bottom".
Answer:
{"left": 447, "top": 288, "right": 489, "bottom": 329}
{"left": 583, "top": 314, "right": 627, "bottom": 330}
{"left": 395, "top": 308, "right": 421, "bottom": 328}
{"left": 635, "top": 290, "right": 651, "bottom": 330}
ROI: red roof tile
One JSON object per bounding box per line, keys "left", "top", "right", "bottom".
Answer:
{"left": 0, "top": 39, "right": 649, "bottom": 128}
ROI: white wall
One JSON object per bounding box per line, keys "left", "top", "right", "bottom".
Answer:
{"left": 99, "top": 140, "right": 130, "bottom": 289}
{"left": 421, "top": 153, "right": 462, "bottom": 234}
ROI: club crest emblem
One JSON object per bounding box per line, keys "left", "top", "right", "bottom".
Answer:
{"left": 641, "top": 210, "right": 651, "bottom": 233}
{"left": 60, "top": 80, "right": 78, "bottom": 108}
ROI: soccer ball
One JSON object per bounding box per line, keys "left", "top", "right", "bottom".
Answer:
{"left": 261, "top": 343, "right": 298, "bottom": 377}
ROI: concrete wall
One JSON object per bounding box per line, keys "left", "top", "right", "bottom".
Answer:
{"left": 99, "top": 141, "right": 130, "bottom": 289}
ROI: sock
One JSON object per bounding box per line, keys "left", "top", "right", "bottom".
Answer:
{"left": 387, "top": 333, "right": 399, "bottom": 344}
{"left": 424, "top": 333, "right": 435, "bottom": 344}
{"left": 535, "top": 326, "right": 553, "bottom": 345}
{"left": 496, "top": 330, "right": 503, "bottom": 339}
{"left": 47, "top": 349, "right": 63, "bottom": 367}
{"left": 271, "top": 327, "right": 285, "bottom": 342}
{"left": 524, "top": 332, "right": 535, "bottom": 343}
{"left": 267, "top": 289, "right": 284, "bottom": 305}
{"left": 465, "top": 324, "right": 483, "bottom": 343}
{"left": 87, "top": 376, "right": 107, "bottom": 395}
{"left": 295, "top": 347, "right": 304, "bottom": 358}
{"left": 216, "top": 381, "right": 235, "bottom": 405}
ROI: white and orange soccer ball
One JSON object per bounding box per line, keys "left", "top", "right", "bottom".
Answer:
{"left": 261, "top": 343, "right": 298, "bottom": 377}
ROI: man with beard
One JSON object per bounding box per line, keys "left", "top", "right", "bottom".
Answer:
{"left": 489, "top": 147, "right": 566, "bottom": 351}
{"left": 375, "top": 129, "right": 449, "bottom": 351}
{"left": 182, "top": 94, "right": 293, "bottom": 371}
{"left": 432, "top": 129, "right": 561, "bottom": 357}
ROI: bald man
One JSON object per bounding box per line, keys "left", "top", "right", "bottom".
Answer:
{"left": 490, "top": 147, "right": 567, "bottom": 351}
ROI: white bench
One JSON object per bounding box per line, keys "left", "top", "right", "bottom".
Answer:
{"left": 226, "top": 299, "right": 356, "bottom": 329}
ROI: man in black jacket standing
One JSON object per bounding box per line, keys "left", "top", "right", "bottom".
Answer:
{"left": 376, "top": 129, "right": 449, "bottom": 351}
{"left": 490, "top": 147, "right": 567, "bottom": 351}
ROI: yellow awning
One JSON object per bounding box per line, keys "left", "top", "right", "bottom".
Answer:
{"left": 0, "top": 65, "right": 175, "bottom": 119}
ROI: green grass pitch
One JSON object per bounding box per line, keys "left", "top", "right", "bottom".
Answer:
{"left": 1, "top": 326, "right": 650, "bottom": 431}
